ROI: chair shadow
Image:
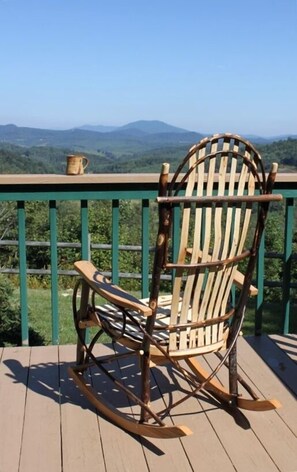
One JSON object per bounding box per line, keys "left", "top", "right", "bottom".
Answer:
{"left": 272, "top": 336, "right": 297, "bottom": 362}
{"left": 3, "top": 358, "right": 88, "bottom": 408}
{"left": 2, "top": 357, "right": 183, "bottom": 455}
{"left": 3, "top": 351, "right": 250, "bottom": 459}
{"left": 164, "top": 363, "right": 251, "bottom": 430}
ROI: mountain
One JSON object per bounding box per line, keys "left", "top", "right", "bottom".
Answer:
{"left": 78, "top": 120, "right": 191, "bottom": 135}
{"left": 244, "top": 135, "right": 272, "bottom": 144}
{"left": 118, "top": 120, "right": 190, "bottom": 134}
{"left": 78, "top": 124, "right": 118, "bottom": 132}
{"left": 270, "top": 134, "right": 297, "bottom": 141}
{"left": 0, "top": 122, "right": 203, "bottom": 154}
{"left": 0, "top": 122, "right": 296, "bottom": 157}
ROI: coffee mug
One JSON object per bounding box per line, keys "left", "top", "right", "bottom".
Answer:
{"left": 66, "top": 155, "right": 89, "bottom": 175}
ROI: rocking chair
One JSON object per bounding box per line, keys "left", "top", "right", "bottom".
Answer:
{"left": 69, "top": 133, "right": 282, "bottom": 439}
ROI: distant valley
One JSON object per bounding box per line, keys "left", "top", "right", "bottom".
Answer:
{"left": 0, "top": 120, "right": 296, "bottom": 174}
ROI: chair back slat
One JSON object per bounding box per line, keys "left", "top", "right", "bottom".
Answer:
{"left": 150, "top": 134, "right": 279, "bottom": 356}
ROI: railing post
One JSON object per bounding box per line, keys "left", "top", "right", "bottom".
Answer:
{"left": 112, "top": 200, "right": 119, "bottom": 284}
{"left": 141, "top": 199, "right": 150, "bottom": 298}
{"left": 17, "top": 201, "right": 29, "bottom": 346}
{"left": 80, "top": 200, "right": 89, "bottom": 260}
{"left": 255, "top": 234, "right": 265, "bottom": 335}
{"left": 80, "top": 199, "right": 90, "bottom": 344}
{"left": 49, "top": 200, "right": 59, "bottom": 344}
{"left": 282, "top": 197, "right": 294, "bottom": 334}
{"left": 171, "top": 205, "right": 181, "bottom": 287}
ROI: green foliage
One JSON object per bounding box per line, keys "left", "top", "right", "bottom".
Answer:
{"left": 258, "top": 138, "right": 297, "bottom": 170}
{"left": 264, "top": 211, "right": 285, "bottom": 301}
{"left": 1, "top": 133, "right": 296, "bottom": 174}
{"left": 0, "top": 201, "right": 17, "bottom": 241}
{"left": 0, "top": 147, "right": 52, "bottom": 173}
{"left": 0, "top": 276, "right": 46, "bottom": 346}
{"left": 0, "top": 274, "right": 20, "bottom": 335}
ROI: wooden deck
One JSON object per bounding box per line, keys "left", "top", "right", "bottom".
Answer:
{"left": 1, "top": 334, "right": 297, "bottom": 472}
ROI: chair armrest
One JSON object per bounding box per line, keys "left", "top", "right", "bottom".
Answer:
{"left": 74, "top": 260, "right": 152, "bottom": 316}
{"left": 233, "top": 270, "right": 258, "bottom": 296}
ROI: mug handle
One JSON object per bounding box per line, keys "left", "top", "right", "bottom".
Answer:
{"left": 82, "top": 157, "right": 89, "bottom": 170}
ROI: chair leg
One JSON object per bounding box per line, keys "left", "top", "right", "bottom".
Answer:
{"left": 228, "top": 343, "right": 238, "bottom": 403}
{"left": 140, "top": 339, "right": 152, "bottom": 423}
{"left": 74, "top": 279, "right": 90, "bottom": 365}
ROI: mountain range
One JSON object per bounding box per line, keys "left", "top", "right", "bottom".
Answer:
{"left": 79, "top": 120, "right": 190, "bottom": 134}
{"left": 0, "top": 120, "right": 295, "bottom": 155}
{"left": 0, "top": 120, "right": 296, "bottom": 175}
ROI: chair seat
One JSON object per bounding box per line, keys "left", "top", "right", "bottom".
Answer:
{"left": 92, "top": 295, "right": 228, "bottom": 357}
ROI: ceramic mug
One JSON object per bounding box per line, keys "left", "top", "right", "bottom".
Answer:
{"left": 66, "top": 155, "right": 89, "bottom": 175}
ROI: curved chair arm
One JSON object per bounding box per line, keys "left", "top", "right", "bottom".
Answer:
{"left": 185, "top": 248, "right": 258, "bottom": 296}
{"left": 74, "top": 260, "right": 153, "bottom": 316}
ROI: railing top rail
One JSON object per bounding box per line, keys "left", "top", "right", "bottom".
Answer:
{"left": 0, "top": 173, "right": 161, "bottom": 185}
{"left": 0, "top": 172, "right": 296, "bottom": 186}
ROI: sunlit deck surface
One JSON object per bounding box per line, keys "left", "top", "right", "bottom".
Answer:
{"left": 1, "top": 334, "right": 297, "bottom": 472}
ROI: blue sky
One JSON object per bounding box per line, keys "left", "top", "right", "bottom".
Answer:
{"left": 0, "top": 0, "right": 296, "bottom": 136}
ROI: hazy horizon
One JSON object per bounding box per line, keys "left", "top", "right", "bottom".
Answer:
{"left": 0, "top": 119, "right": 296, "bottom": 139}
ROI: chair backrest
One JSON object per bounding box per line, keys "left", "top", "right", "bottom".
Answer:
{"left": 149, "top": 133, "right": 280, "bottom": 356}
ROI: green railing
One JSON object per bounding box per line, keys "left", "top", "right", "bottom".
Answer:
{"left": 0, "top": 173, "right": 296, "bottom": 345}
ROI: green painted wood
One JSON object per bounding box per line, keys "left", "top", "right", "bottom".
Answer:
{"left": 49, "top": 201, "right": 59, "bottom": 345}
{"left": 171, "top": 205, "right": 181, "bottom": 286}
{"left": 255, "top": 235, "right": 265, "bottom": 335}
{"left": 112, "top": 200, "right": 119, "bottom": 284}
{"left": 0, "top": 188, "right": 158, "bottom": 202}
{"left": 275, "top": 189, "right": 297, "bottom": 198}
{"left": 80, "top": 200, "right": 89, "bottom": 260}
{"left": 141, "top": 199, "right": 150, "bottom": 298}
{"left": 80, "top": 200, "right": 91, "bottom": 344}
{"left": 282, "top": 198, "right": 294, "bottom": 334}
{"left": 0, "top": 183, "right": 295, "bottom": 204}
{"left": 17, "top": 201, "right": 29, "bottom": 346}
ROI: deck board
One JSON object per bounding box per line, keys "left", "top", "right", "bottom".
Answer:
{"left": 152, "top": 361, "right": 236, "bottom": 471}
{"left": 0, "top": 347, "right": 30, "bottom": 472}
{"left": 59, "top": 345, "right": 105, "bottom": 472}
{"left": 206, "top": 340, "right": 297, "bottom": 471}
{"left": 1, "top": 335, "right": 297, "bottom": 472}
{"left": 269, "top": 334, "right": 297, "bottom": 363}
{"left": 18, "top": 346, "right": 61, "bottom": 472}
{"left": 91, "top": 344, "right": 149, "bottom": 472}
{"left": 198, "top": 354, "right": 280, "bottom": 472}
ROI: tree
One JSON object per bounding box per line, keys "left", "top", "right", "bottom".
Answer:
{"left": 0, "top": 274, "right": 21, "bottom": 346}
{"left": 0, "top": 201, "right": 16, "bottom": 240}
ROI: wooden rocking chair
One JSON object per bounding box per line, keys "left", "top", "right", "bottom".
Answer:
{"left": 69, "top": 133, "right": 282, "bottom": 439}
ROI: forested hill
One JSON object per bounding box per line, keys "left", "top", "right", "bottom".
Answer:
{"left": 0, "top": 137, "right": 296, "bottom": 174}
{"left": 0, "top": 122, "right": 203, "bottom": 154}
{"left": 256, "top": 138, "right": 297, "bottom": 169}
